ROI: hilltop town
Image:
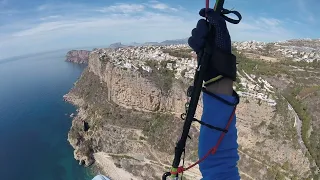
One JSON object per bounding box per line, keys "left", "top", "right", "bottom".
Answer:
{"left": 233, "top": 39, "right": 320, "bottom": 62}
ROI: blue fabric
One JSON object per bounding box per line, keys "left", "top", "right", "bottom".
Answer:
{"left": 199, "top": 92, "right": 240, "bottom": 180}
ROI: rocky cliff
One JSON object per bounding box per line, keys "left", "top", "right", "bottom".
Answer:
{"left": 65, "top": 44, "right": 318, "bottom": 180}
{"left": 66, "top": 50, "right": 91, "bottom": 64}
{"left": 64, "top": 47, "right": 202, "bottom": 180}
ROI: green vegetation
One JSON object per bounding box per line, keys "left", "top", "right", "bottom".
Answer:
{"left": 144, "top": 60, "right": 158, "bottom": 69}
{"left": 262, "top": 43, "right": 273, "bottom": 56}
{"left": 284, "top": 87, "right": 311, "bottom": 143}
{"left": 180, "top": 69, "right": 187, "bottom": 77}
{"left": 253, "top": 93, "right": 298, "bottom": 147}
{"left": 234, "top": 49, "right": 320, "bottom": 85}
{"left": 297, "top": 86, "right": 320, "bottom": 99}
{"left": 281, "top": 58, "right": 320, "bottom": 69}
{"left": 142, "top": 113, "right": 177, "bottom": 153}
{"left": 109, "top": 154, "right": 136, "bottom": 160}
{"left": 282, "top": 161, "right": 290, "bottom": 171}
{"left": 155, "top": 67, "right": 175, "bottom": 95}
{"left": 162, "top": 48, "right": 193, "bottom": 59}
{"left": 274, "top": 94, "right": 298, "bottom": 147}
{"left": 235, "top": 49, "right": 320, "bottom": 171}
{"left": 234, "top": 75, "right": 245, "bottom": 91}
{"left": 267, "top": 123, "right": 277, "bottom": 136}
{"left": 78, "top": 140, "right": 94, "bottom": 158}
{"left": 99, "top": 54, "right": 110, "bottom": 63}
{"left": 99, "top": 55, "right": 111, "bottom": 72}
{"left": 275, "top": 94, "right": 288, "bottom": 119}
{"left": 69, "top": 126, "right": 82, "bottom": 143}
{"left": 265, "top": 165, "right": 286, "bottom": 179}
{"left": 235, "top": 51, "right": 290, "bottom": 76}
{"left": 70, "top": 68, "right": 198, "bottom": 158}
{"left": 71, "top": 50, "right": 320, "bottom": 178}
{"left": 234, "top": 83, "right": 244, "bottom": 91}
{"left": 311, "top": 59, "right": 320, "bottom": 68}
{"left": 284, "top": 86, "right": 320, "bottom": 170}
{"left": 143, "top": 60, "right": 175, "bottom": 95}
{"left": 139, "top": 136, "right": 146, "bottom": 141}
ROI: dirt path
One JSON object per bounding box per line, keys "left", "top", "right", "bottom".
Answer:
{"left": 238, "top": 150, "right": 290, "bottom": 177}
{"left": 239, "top": 170, "right": 255, "bottom": 180}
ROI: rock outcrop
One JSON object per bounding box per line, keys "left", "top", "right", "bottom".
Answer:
{"left": 66, "top": 50, "right": 91, "bottom": 64}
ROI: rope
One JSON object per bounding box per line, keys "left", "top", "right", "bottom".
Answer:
{"left": 170, "top": 106, "right": 237, "bottom": 175}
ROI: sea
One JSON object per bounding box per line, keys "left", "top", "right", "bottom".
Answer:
{"left": 0, "top": 50, "right": 93, "bottom": 180}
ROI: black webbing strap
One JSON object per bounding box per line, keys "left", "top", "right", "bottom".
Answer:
{"left": 191, "top": 88, "right": 239, "bottom": 132}
{"left": 193, "top": 118, "right": 228, "bottom": 133}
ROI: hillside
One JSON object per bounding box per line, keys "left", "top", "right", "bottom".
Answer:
{"left": 65, "top": 39, "right": 320, "bottom": 180}
{"left": 234, "top": 39, "right": 320, "bottom": 179}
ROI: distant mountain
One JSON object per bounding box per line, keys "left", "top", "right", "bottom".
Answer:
{"left": 129, "top": 42, "right": 142, "bottom": 46}
{"left": 143, "top": 42, "right": 161, "bottom": 46}
{"left": 109, "top": 42, "right": 127, "bottom": 49}
{"left": 111, "top": 38, "right": 188, "bottom": 48}
{"left": 160, "top": 38, "right": 188, "bottom": 45}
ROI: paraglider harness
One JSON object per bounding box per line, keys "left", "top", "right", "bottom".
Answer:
{"left": 162, "top": 0, "right": 242, "bottom": 179}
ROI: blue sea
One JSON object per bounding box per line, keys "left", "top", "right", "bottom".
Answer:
{"left": 0, "top": 51, "right": 93, "bottom": 180}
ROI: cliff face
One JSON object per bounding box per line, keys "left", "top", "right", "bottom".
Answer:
{"left": 87, "top": 50, "right": 191, "bottom": 114}
{"left": 64, "top": 49, "right": 201, "bottom": 180}
{"left": 66, "top": 50, "right": 91, "bottom": 64}
{"left": 65, "top": 45, "right": 315, "bottom": 180}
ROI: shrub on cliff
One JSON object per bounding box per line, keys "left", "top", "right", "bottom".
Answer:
{"left": 99, "top": 54, "right": 111, "bottom": 63}
{"left": 143, "top": 60, "right": 175, "bottom": 96}
{"left": 162, "top": 48, "right": 193, "bottom": 59}
{"left": 79, "top": 140, "right": 94, "bottom": 156}
{"left": 143, "top": 113, "right": 176, "bottom": 153}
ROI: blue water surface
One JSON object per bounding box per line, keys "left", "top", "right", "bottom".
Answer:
{"left": 0, "top": 51, "right": 93, "bottom": 180}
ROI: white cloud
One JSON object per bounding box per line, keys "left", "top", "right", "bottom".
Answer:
{"left": 37, "top": 4, "right": 51, "bottom": 11}
{"left": 0, "top": 1, "right": 303, "bottom": 59}
{"left": 148, "top": 0, "right": 178, "bottom": 12}
{"left": 228, "top": 17, "right": 296, "bottom": 42}
{"left": 150, "top": 3, "right": 177, "bottom": 11}
{"left": 97, "top": 1, "right": 180, "bottom": 13}
{"left": 12, "top": 21, "right": 77, "bottom": 37}
{"left": 0, "top": 9, "right": 18, "bottom": 15}
{"left": 259, "top": 18, "right": 281, "bottom": 26}
{"left": 98, "top": 3, "right": 145, "bottom": 13}
{"left": 36, "top": 3, "right": 87, "bottom": 12}
{"left": 0, "top": 9, "right": 195, "bottom": 59}
{"left": 12, "top": 13, "right": 192, "bottom": 37}
{"left": 40, "top": 15, "right": 62, "bottom": 21}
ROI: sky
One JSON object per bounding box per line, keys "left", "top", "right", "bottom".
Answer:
{"left": 0, "top": 0, "right": 319, "bottom": 59}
